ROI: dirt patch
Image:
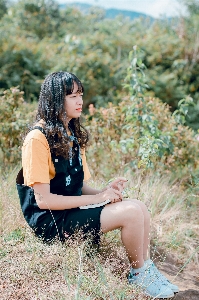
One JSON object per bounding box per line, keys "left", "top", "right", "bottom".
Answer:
{"left": 174, "top": 290, "right": 199, "bottom": 300}
{"left": 153, "top": 247, "right": 199, "bottom": 300}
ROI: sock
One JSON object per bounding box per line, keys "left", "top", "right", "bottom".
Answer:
{"left": 144, "top": 259, "right": 152, "bottom": 266}
{"left": 130, "top": 264, "right": 146, "bottom": 276}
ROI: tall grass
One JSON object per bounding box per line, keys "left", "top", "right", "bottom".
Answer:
{"left": 0, "top": 167, "right": 198, "bottom": 299}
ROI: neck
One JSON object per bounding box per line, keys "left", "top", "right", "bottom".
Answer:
{"left": 63, "top": 117, "right": 72, "bottom": 131}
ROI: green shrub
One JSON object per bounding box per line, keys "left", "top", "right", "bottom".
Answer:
{"left": 85, "top": 47, "right": 199, "bottom": 182}
{"left": 11, "top": 0, "right": 62, "bottom": 39}
{"left": 1, "top": 0, "right": 199, "bottom": 130}
{"left": 0, "top": 87, "right": 36, "bottom": 166}
{"left": 86, "top": 97, "right": 199, "bottom": 180}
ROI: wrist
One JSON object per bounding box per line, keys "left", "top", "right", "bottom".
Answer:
{"left": 101, "top": 184, "right": 111, "bottom": 192}
{"left": 95, "top": 192, "right": 103, "bottom": 204}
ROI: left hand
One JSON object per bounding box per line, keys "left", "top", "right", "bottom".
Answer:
{"left": 107, "top": 177, "right": 127, "bottom": 193}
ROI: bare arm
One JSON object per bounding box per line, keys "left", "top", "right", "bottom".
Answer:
{"left": 33, "top": 182, "right": 123, "bottom": 210}
{"left": 82, "top": 177, "right": 128, "bottom": 195}
{"left": 81, "top": 181, "right": 102, "bottom": 195}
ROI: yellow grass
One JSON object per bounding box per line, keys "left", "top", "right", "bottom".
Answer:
{"left": 0, "top": 166, "right": 198, "bottom": 299}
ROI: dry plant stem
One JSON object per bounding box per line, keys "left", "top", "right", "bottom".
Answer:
{"left": 100, "top": 200, "right": 150, "bottom": 268}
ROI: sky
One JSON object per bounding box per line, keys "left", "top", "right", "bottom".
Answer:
{"left": 58, "top": 0, "right": 186, "bottom": 18}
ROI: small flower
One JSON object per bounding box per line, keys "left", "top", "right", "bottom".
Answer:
{"left": 11, "top": 88, "right": 19, "bottom": 94}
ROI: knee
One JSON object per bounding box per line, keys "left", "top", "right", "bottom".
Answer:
{"left": 134, "top": 200, "right": 151, "bottom": 221}
{"left": 141, "top": 201, "right": 150, "bottom": 217}
{"left": 122, "top": 202, "right": 144, "bottom": 225}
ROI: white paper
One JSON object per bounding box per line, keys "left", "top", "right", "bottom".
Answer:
{"left": 79, "top": 199, "right": 111, "bottom": 209}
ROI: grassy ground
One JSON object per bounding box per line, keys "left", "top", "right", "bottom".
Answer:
{"left": 0, "top": 167, "right": 198, "bottom": 299}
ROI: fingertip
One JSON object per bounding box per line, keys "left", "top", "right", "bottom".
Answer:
{"left": 122, "top": 177, "right": 128, "bottom": 182}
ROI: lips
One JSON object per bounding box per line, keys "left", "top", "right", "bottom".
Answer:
{"left": 76, "top": 108, "right": 82, "bottom": 112}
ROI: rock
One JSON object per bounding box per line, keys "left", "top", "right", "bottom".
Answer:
{"left": 174, "top": 289, "right": 199, "bottom": 300}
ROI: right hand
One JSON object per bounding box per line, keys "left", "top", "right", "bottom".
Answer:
{"left": 97, "top": 187, "right": 123, "bottom": 204}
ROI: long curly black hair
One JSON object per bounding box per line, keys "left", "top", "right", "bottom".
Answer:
{"left": 35, "top": 71, "right": 89, "bottom": 158}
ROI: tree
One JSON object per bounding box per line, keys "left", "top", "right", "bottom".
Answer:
{"left": 182, "top": 0, "right": 199, "bottom": 15}
{"left": 12, "top": 0, "right": 62, "bottom": 39}
{"left": 0, "top": 0, "right": 7, "bottom": 19}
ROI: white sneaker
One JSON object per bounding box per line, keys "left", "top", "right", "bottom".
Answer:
{"left": 145, "top": 260, "right": 179, "bottom": 293}
{"left": 128, "top": 265, "right": 174, "bottom": 299}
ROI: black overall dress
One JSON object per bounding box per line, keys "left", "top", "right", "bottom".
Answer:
{"left": 16, "top": 126, "right": 104, "bottom": 244}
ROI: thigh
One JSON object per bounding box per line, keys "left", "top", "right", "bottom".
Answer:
{"left": 100, "top": 200, "right": 142, "bottom": 233}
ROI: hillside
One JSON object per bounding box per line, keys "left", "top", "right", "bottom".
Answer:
{"left": 59, "top": 2, "right": 154, "bottom": 20}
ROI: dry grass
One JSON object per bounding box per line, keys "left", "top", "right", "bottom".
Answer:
{"left": 0, "top": 167, "right": 198, "bottom": 299}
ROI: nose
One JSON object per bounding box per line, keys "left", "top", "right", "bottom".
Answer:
{"left": 77, "top": 94, "right": 83, "bottom": 105}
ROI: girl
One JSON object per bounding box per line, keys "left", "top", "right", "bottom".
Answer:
{"left": 16, "top": 71, "right": 178, "bottom": 298}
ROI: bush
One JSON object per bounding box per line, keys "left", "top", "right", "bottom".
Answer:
{"left": 0, "top": 87, "right": 36, "bottom": 166}
{"left": 85, "top": 47, "right": 199, "bottom": 182}
{"left": 0, "top": 48, "right": 49, "bottom": 101}
{"left": 86, "top": 97, "right": 199, "bottom": 180}
{"left": 11, "top": 0, "right": 62, "bottom": 39}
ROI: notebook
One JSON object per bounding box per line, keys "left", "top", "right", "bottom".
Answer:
{"left": 79, "top": 199, "right": 111, "bottom": 209}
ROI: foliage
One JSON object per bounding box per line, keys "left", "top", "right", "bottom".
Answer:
{"left": 0, "top": 0, "right": 199, "bottom": 174}
{"left": 0, "top": 87, "right": 36, "bottom": 166}
{"left": 182, "top": 0, "right": 199, "bottom": 15}
{"left": 132, "top": 16, "right": 199, "bottom": 129}
{"left": 122, "top": 45, "right": 168, "bottom": 169}
{"left": 0, "top": 46, "right": 50, "bottom": 101}
{"left": 0, "top": 2, "right": 135, "bottom": 106}
{"left": 86, "top": 47, "right": 199, "bottom": 181}
{"left": 0, "top": 0, "right": 199, "bottom": 128}
{"left": 0, "top": 0, "right": 7, "bottom": 19}
{"left": 11, "top": 0, "right": 62, "bottom": 39}
{"left": 86, "top": 96, "right": 199, "bottom": 180}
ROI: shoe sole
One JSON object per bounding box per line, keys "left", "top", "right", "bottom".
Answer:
{"left": 145, "top": 294, "right": 174, "bottom": 299}
{"left": 144, "top": 291, "right": 174, "bottom": 299}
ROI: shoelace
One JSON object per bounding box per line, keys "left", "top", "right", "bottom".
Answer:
{"left": 130, "top": 268, "right": 166, "bottom": 289}
{"left": 149, "top": 263, "right": 171, "bottom": 284}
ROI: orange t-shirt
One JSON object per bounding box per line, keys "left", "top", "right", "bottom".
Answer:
{"left": 22, "top": 128, "right": 91, "bottom": 187}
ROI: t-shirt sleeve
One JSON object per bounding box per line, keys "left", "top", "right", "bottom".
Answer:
{"left": 22, "top": 137, "right": 51, "bottom": 186}
{"left": 81, "top": 148, "right": 91, "bottom": 181}
{"left": 22, "top": 129, "right": 91, "bottom": 186}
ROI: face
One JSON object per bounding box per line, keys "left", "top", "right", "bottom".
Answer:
{"left": 64, "top": 81, "right": 83, "bottom": 122}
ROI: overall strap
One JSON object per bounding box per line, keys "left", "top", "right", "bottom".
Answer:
{"left": 32, "top": 125, "right": 82, "bottom": 167}
{"left": 32, "top": 126, "right": 46, "bottom": 136}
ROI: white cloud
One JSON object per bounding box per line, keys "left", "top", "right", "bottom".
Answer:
{"left": 146, "top": 0, "right": 184, "bottom": 18}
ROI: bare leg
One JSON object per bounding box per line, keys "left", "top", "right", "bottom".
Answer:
{"left": 100, "top": 200, "right": 146, "bottom": 268}
{"left": 126, "top": 199, "right": 150, "bottom": 261}
{"left": 100, "top": 200, "right": 177, "bottom": 298}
